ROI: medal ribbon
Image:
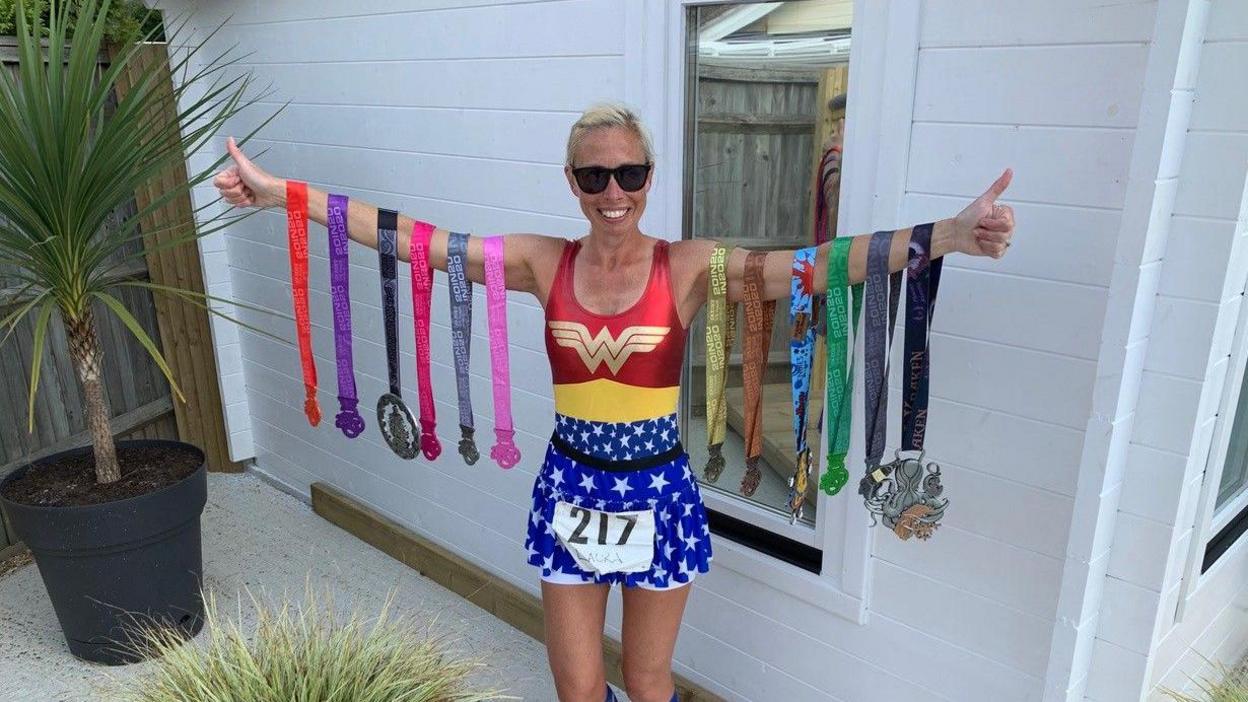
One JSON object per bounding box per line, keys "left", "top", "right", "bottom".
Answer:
{"left": 787, "top": 247, "right": 818, "bottom": 515}
{"left": 703, "top": 244, "right": 736, "bottom": 481}
{"left": 821, "top": 237, "right": 860, "bottom": 495}
{"left": 410, "top": 221, "right": 442, "bottom": 461}
{"left": 740, "top": 251, "right": 775, "bottom": 497}
{"left": 863, "top": 230, "right": 903, "bottom": 470}
{"left": 447, "top": 232, "right": 479, "bottom": 464}
{"left": 286, "top": 180, "right": 320, "bottom": 426}
{"left": 902, "top": 223, "right": 942, "bottom": 453}
{"left": 377, "top": 210, "right": 406, "bottom": 399}
{"left": 327, "top": 193, "right": 364, "bottom": 438}
{"left": 377, "top": 209, "right": 418, "bottom": 458}
{"left": 484, "top": 236, "right": 521, "bottom": 469}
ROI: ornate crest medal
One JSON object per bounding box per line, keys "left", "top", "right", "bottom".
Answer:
{"left": 857, "top": 225, "right": 948, "bottom": 540}
{"left": 446, "top": 232, "right": 480, "bottom": 464}
{"left": 703, "top": 244, "right": 736, "bottom": 483}
{"left": 375, "top": 209, "right": 419, "bottom": 459}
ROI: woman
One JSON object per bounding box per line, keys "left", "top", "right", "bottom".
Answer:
{"left": 213, "top": 104, "right": 1015, "bottom": 702}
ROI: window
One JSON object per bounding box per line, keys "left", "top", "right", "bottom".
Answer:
{"left": 1202, "top": 356, "right": 1248, "bottom": 572}
{"left": 679, "top": 0, "right": 853, "bottom": 559}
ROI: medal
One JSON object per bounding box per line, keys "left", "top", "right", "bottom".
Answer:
{"left": 703, "top": 243, "right": 737, "bottom": 484}
{"left": 787, "top": 247, "right": 817, "bottom": 522}
{"left": 410, "top": 221, "right": 442, "bottom": 461}
{"left": 286, "top": 180, "right": 321, "bottom": 426}
{"left": 375, "top": 208, "right": 418, "bottom": 459}
{"left": 821, "top": 237, "right": 859, "bottom": 495}
{"left": 484, "top": 236, "right": 521, "bottom": 469}
{"left": 740, "top": 251, "right": 774, "bottom": 497}
{"left": 327, "top": 194, "right": 365, "bottom": 438}
{"left": 857, "top": 226, "right": 948, "bottom": 540}
{"left": 447, "top": 231, "right": 479, "bottom": 464}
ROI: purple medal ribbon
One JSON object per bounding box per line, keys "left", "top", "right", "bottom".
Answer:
{"left": 328, "top": 194, "right": 364, "bottom": 438}
{"left": 902, "top": 223, "right": 942, "bottom": 452}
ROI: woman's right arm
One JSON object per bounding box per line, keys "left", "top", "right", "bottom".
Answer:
{"left": 212, "top": 137, "right": 562, "bottom": 296}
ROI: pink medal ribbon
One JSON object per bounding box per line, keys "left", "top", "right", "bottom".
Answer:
{"left": 483, "top": 236, "right": 520, "bottom": 469}
{"left": 410, "top": 221, "right": 442, "bottom": 461}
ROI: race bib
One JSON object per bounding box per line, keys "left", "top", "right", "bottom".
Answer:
{"left": 552, "top": 501, "right": 656, "bottom": 575}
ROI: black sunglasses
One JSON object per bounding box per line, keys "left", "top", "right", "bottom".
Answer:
{"left": 571, "top": 163, "right": 652, "bottom": 194}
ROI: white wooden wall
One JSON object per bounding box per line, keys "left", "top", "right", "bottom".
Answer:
{"left": 155, "top": 1, "right": 1208, "bottom": 700}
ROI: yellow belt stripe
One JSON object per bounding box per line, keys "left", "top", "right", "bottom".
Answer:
{"left": 553, "top": 379, "right": 679, "bottom": 423}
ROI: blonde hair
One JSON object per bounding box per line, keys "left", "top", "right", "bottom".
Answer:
{"left": 565, "top": 103, "right": 655, "bottom": 167}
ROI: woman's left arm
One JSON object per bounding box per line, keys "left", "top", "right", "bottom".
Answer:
{"left": 726, "top": 169, "right": 1016, "bottom": 300}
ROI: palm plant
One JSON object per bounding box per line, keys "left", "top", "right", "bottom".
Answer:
{"left": 0, "top": 0, "right": 276, "bottom": 484}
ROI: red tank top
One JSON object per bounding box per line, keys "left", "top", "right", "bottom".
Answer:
{"left": 544, "top": 239, "right": 686, "bottom": 422}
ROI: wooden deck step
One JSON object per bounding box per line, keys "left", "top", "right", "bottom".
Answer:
{"left": 725, "top": 383, "right": 824, "bottom": 495}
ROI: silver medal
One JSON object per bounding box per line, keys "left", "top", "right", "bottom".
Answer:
{"left": 377, "top": 393, "right": 418, "bottom": 460}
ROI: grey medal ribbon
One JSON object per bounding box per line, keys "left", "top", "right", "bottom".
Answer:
{"left": 857, "top": 228, "right": 948, "bottom": 540}
{"left": 447, "top": 232, "right": 479, "bottom": 464}
{"left": 375, "top": 208, "right": 418, "bottom": 459}
{"left": 863, "top": 230, "right": 902, "bottom": 471}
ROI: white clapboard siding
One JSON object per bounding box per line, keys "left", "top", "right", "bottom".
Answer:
{"left": 1086, "top": 638, "right": 1150, "bottom": 702}
{"left": 903, "top": 194, "right": 1122, "bottom": 288}
{"left": 918, "top": 0, "right": 1157, "bottom": 47}
{"left": 690, "top": 558, "right": 1042, "bottom": 701}
{"left": 225, "top": 104, "right": 579, "bottom": 165}
{"left": 907, "top": 123, "right": 1135, "bottom": 211}
{"left": 1158, "top": 217, "right": 1240, "bottom": 303}
{"left": 913, "top": 45, "right": 1147, "bottom": 129}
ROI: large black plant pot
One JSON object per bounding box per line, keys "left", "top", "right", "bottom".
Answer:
{"left": 0, "top": 439, "right": 207, "bottom": 665}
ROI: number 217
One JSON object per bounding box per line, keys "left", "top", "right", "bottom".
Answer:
{"left": 568, "top": 508, "right": 637, "bottom": 546}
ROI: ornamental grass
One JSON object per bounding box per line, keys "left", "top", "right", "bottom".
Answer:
{"left": 107, "top": 586, "right": 507, "bottom": 702}
{"left": 1162, "top": 657, "right": 1248, "bottom": 702}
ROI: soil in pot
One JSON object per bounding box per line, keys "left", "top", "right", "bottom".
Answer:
{"left": 1, "top": 444, "right": 200, "bottom": 506}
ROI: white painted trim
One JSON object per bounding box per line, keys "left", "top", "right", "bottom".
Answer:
{"left": 702, "top": 490, "right": 820, "bottom": 547}
{"left": 698, "top": 2, "right": 783, "bottom": 42}
{"left": 1211, "top": 484, "right": 1248, "bottom": 537}
{"left": 1175, "top": 165, "right": 1248, "bottom": 621}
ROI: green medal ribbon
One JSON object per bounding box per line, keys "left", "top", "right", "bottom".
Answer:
{"left": 821, "top": 237, "right": 860, "bottom": 495}
{"left": 703, "top": 243, "right": 736, "bottom": 483}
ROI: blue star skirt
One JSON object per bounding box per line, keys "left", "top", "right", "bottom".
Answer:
{"left": 525, "top": 413, "right": 714, "bottom": 588}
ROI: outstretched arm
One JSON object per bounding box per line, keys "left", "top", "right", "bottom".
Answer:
{"left": 716, "top": 169, "right": 1016, "bottom": 303}
{"left": 211, "top": 137, "right": 558, "bottom": 295}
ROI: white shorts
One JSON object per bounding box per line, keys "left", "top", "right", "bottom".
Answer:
{"left": 540, "top": 569, "right": 695, "bottom": 591}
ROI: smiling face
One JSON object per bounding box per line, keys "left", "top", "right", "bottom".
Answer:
{"left": 565, "top": 125, "right": 653, "bottom": 237}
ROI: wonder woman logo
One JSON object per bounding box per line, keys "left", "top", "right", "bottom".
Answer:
{"left": 548, "top": 321, "right": 670, "bottom": 375}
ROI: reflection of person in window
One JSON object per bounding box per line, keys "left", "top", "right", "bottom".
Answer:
{"left": 213, "top": 103, "right": 1015, "bottom": 702}
{"left": 816, "top": 93, "right": 847, "bottom": 244}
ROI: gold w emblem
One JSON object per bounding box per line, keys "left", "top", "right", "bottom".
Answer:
{"left": 548, "top": 321, "right": 670, "bottom": 375}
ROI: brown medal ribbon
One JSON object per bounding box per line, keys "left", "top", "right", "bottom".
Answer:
{"left": 740, "top": 251, "right": 774, "bottom": 497}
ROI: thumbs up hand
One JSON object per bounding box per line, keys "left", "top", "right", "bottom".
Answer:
{"left": 213, "top": 137, "right": 284, "bottom": 208}
{"left": 953, "top": 168, "right": 1015, "bottom": 258}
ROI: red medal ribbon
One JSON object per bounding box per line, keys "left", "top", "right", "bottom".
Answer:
{"left": 287, "top": 180, "right": 321, "bottom": 426}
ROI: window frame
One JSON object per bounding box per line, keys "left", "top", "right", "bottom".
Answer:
{"left": 628, "top": 0, "right": 922, "bottom": 618}
{"left": 1176, "top": 264, "right": 1248, "bottom": 621}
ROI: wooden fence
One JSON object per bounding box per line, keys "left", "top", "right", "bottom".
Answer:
{"left": 0, "top": 39, "right": 237, "bottom": 555}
